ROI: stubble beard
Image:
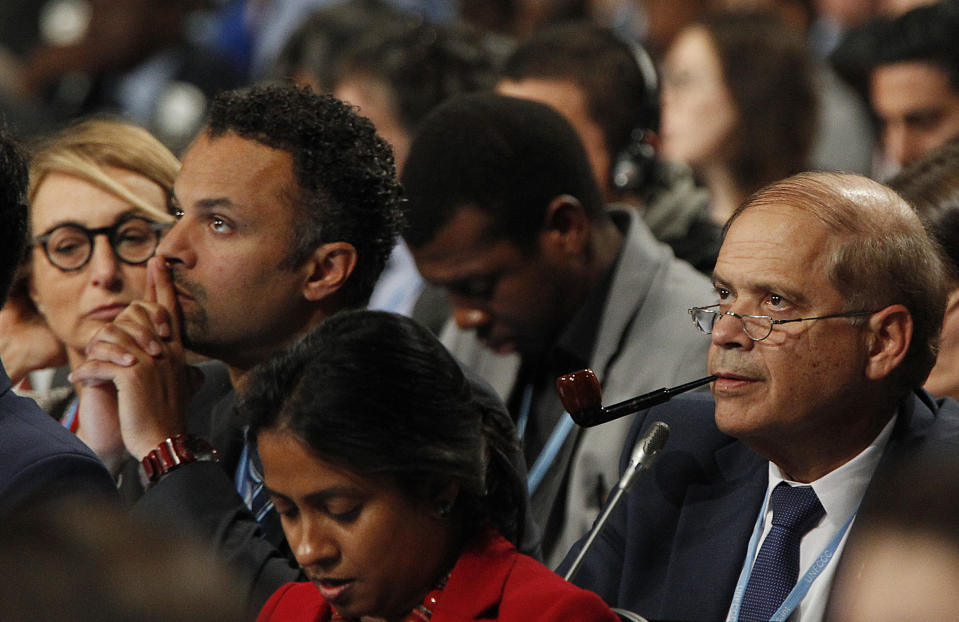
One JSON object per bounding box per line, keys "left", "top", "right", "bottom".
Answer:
{"left": 169, "top": 270, "right": 211, "bottom": 352}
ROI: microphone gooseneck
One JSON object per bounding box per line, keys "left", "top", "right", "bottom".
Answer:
{"left": 556, "top": 369, "right": 717, "bottom": 427}
{"left": 563, "top": 421, "right": 670, "bottom": 582}
{"left": 618, "top": 420, "right": 669, "bottom": 491}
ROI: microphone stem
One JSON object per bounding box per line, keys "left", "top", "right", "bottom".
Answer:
{"left": 563, "top": 484, "right": 628, "bottom": 582}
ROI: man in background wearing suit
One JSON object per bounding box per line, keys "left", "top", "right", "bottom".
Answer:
{"left": 562, "top": 171, "right": 959, "bottom": 621}
{"left": 0, "top": 123, "right": 116, "bottom": 511}
{"left": 401, "top": 92, "right": 713, "bottom": 567}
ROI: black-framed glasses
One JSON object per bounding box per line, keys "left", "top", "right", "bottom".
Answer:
{"left": 32, "top": 216, "right": 171, "bottom": 272}
{"left": 688, "top": 304, "right": 877, "bottom": 342}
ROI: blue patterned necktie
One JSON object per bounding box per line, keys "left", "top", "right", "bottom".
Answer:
{"left": 236, "top": 430, "right": 274, "bottom": 523}
{"left": 739, "top": 482, "right": 825, "bottom": 621}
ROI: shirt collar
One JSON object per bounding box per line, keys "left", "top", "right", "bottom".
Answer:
{"left": 767, "top": 413, "right": 897, "bottom": 528}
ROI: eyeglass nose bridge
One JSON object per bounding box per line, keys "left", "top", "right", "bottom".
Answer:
{"left": 690, "top": 306, "right": 775, "bottom": 342}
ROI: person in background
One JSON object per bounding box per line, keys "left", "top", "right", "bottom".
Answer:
{"left": 888, "top": 136, "right": 959, "bottom": 400}
{"left": 329, "top": 21, "right": 496, "bottom": 318}
{"left": 497, "top": 21, "right": 720, "bottom": 273}
{"left": 661, "top": 10, "right": 816, "bottom": 225}
{"left": 272, "top": 0, "right": 413, "bottom": 94}
{"left": 401, "top": 92, "right": 712, "bottom": 567}
{"left": 243, "top": 310, "right": 620, "bottom": 622}
{"left": 831, "top": 0, "right": 959, "bottom": 175}
{"left": 5, "top": 119, "right": 176, "bottom": 477}
{"left": 826, "top": 452, "right": 959, "bottom": 621}
{"left": 0, "top": 121, "right": 117, "bottom": 512}
{"left": 0, "top": 500, "right": 246, "bottom": 621}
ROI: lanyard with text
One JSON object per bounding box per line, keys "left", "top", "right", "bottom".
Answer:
{"left": 517, "top": 382, "right": 577, "bottom": 496}
{"left": 725, "top": 487, "right": 859, "bottom": 622}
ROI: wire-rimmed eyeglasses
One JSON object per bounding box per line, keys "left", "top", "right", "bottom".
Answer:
{"left": 32, "top": 216, "right": 171, "bottom": 272}
{"left": 688, "top": 304, "right": 877, "bottom": 342}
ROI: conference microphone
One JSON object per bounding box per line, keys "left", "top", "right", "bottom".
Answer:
{"left": 556, "top": 369, "right": 717, "bottom": 427}
{"left": 563, "top": 421, "right": 670, "bottom": 582}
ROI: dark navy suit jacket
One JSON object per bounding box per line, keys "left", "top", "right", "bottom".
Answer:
{"left": 559, "top": 391, "right": 959, "bottom": 622}
{"left": 0, "top": 362, "right": 116, "bottom": 512}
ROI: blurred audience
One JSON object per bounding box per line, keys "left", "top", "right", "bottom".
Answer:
{"left": 327, "top": 21, "right": 497, "bottom": 318}
{"left": 330, "top": 22, "right": 495, "bottom": 180}
{"left": 826, "top": 452, "right": 959, "bottom": 621}
{"left": 498, "top": 21, "right": 720, "bottom": 273}
{"left": 888, "top": 136, "right": 959, "bottom": 401}
{"left": 831, "top": 0, "right": 959, "bottom": 175}
{"left": 272, "top": 0, "right": 415, "bottom": 93}
{"left": 0, "top": 500, "right": 247, "bottom": 621}
{"left": 661, "top": 10, "right": 816, "bottom": 225}
{"left": 1, "top": 0, "right": 243, "bottom": 150}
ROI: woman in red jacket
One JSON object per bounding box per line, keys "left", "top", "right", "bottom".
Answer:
{"left": 239, "top": 310, "right": 620, "bottom": 622}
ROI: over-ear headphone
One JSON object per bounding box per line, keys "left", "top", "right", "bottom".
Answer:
{"left": 610, "top": 36, "right": 661, "bottom": 195}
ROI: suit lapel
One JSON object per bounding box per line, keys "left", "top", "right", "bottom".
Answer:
{"left": 657, "top": 441, "right": 767, "bottom": 621}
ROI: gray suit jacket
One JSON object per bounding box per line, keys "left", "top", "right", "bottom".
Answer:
{"left": 440, "top": 207, "right": 714, "bottom": 566}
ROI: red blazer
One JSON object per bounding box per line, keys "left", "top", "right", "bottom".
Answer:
{"left": 258, "top": 531, "right": 620, "bottom": 622}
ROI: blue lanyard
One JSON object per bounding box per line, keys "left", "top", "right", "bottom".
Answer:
{"left": 726, "top": 487, "right": 858, "bottom": 622}
{"left": 517, "top": 382, "right": 577, "bottom": 496}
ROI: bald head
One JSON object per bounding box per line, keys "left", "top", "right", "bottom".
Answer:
{"left": 730, "top": 172, "right": 947, "bottom": 392}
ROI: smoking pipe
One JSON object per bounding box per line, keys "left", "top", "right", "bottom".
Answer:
{"left": 556, "top": 368, "right": 717, "bottom": 427}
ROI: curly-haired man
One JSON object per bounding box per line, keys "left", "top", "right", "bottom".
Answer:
{"left": 70, "top": 85, "right": 406, "bottom": 610}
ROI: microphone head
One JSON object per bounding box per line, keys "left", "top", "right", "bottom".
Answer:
{"left": 556, "top": 368, "right": 602, "bottom": 424}
{"left": 642, "top": 421, "right": 670, "bottom": 455}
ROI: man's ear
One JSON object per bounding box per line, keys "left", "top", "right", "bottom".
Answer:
{"left": 301, "top": 241, "right": 358, "bottom": 302}
{"left": 539, "top": 194, "right": 590, "bottom": 256}
{"left": 864, "top": 304, "right": 912, "bottom": 381}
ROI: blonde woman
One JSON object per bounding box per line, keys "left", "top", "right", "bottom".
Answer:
{"left": 4, "top": 119, "right": 177, "bottom": 473}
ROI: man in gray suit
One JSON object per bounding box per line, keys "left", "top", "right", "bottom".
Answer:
{"left": 401, "top": 92, "right": 714, "bottom": 566}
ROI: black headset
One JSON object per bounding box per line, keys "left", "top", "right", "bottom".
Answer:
{"left": 610, "top": 36, "right": 661, "bottom": 194}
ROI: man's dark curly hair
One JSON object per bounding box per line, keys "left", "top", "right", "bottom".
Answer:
{"left": 0, "top": 123, "right": 27, "bottom": 309}
{"left": 205, "top": 85, "right": 404, "bottom": 308}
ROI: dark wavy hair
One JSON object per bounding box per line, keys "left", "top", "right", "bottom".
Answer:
{"left": 0, "top": 123, "right": 27, "bottom": 308}
{"left": 240, "top": 310, "right": 525, "bottom": 544}
{"left": 501, "top": 21, "right": 660, "bottom": 170}
{"left": 205, "top": 85, "right": 404, "bottom": 308}
{"left": 332, "top": 21, "right": 495, "bottom": 135}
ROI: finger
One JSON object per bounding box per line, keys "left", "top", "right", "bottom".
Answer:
{"left": 114, "top": 303, "right": 171, "bottom": 353}
{"left": 68, "top": 359, "right": 125, "bottom": 386}
{"left": 148, "top": 256, "right": 181, "bottom": 341}
{"left": 87, "top": 321, "right": 162, "bottom": 358}
{"left": 84, "top": 340, "right": 141, "bottom": 367}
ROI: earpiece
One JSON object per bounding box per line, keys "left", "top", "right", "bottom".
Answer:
{"left": 610, "top": 36, "right": 660, "bottom": 194}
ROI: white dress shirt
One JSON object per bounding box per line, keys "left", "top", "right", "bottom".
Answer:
{"left": 728, "top": 414, "right": 897, "bottom": 622}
